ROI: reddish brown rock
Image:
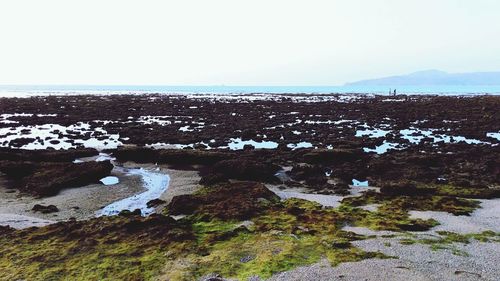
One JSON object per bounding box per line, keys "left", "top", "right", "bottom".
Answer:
{"left": 32, "top": 204, "right": 59, "bottom": 214}
{"left": 0, "top": 160, "right": 113, "bottom": 197}
{"left": 167, "top": 182, "right": 279, "bottom": 220}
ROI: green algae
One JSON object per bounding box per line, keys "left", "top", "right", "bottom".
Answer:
{"left": 398, "top": 231, "right": 500, "bottom": 256}
{"left": 0, "top": 235, "right": 184, "bottom": 281}
{"left": 0, "top": 214, "right": 195, "bottom": 281}
{"left": 431, "top": 184, "right": 500, "bottom": 199}
{"left": 422, "top": 231, "right": 500, "bottom": 245}
{"left": 162, "top": 198, "right": 391, "bottom": 280}
{"left": 338, "top": 195, "right": 439, "bottom": 231}
{"left": 0, "top": 196, "right": 393, "bottom": 281}
{"left": 0, "top": 181, "right": 488, "bottom": 281}
{"left": 342, "top": 189, "right": 480, "bottom": 216}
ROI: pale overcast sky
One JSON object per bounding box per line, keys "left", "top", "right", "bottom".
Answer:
{"left": 0, "top": 0, "right": 499, "bottom": 85}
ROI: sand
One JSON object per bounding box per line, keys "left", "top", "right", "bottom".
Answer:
{"left": 409, "top": 198, "right": 500, "bottom": 234}
{"left": 0, "top": 162, "right": 201, "bottom": 229}
{"left": 0, "top": 213, "right": 54, "bottom": 229}
{"left": 269, "top": 186, "right": 346, "bottom": 208}
{"left": 269, "top": 238, "right": 500, "bottom": 281}
{"left": 267, "top": 191, "right": 500, "bottom": 281}
{"left": 0, "top": 167, "right": 143, "bottom": 226}
{"left": 1, "top": 158, "right": 497, "bottom": 280}
{"left": 158, "top": 166, "right": 201, "bottom": 204}
{"left": 154, "top": 166, "right": 202, "bottom": 214}
{"left": 268, "top": 185, "right": 379, "bottom": 208}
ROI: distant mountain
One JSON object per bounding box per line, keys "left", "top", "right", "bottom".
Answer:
{"left": 345, "top": 70, "right": 500, "bottom": 86}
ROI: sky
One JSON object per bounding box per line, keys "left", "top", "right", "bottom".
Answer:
{"left": 0, "top": 0, "right": 499, "bottom": 86}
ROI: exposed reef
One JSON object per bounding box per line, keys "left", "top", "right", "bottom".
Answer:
{"left": 0, "top": 94, "right": 499, "bottom": 280}
{"left": 0, "top": 181, "right": 396, "bottom": 280}
{"left": 0, "top": 158, "right": 113, "bottom": 197}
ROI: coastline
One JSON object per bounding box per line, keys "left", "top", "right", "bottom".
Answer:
{"left": 0, "top": 93, "right": 498, "bottom": 280}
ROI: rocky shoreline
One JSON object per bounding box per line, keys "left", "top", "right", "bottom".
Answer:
{"left": 0, "top": 94, "right": 498, "bottom": 280}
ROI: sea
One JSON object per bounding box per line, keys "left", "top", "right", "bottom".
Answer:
{"left": 1, "top": 85, "right": 500, "bottom": 97}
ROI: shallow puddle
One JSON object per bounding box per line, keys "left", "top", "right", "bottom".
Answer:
{"left": 99, "top": 167, "right": 170, "bottom": 216}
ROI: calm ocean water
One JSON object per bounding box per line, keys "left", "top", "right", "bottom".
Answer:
{"left": 1, "top": 85, "right": 500, "bottom": 97}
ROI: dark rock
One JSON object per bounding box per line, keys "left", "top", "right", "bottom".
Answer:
{"left": 199, "top": 173, "right": 227, "bottom": 185}
{"left": 8, "top": 138, "right": 36, "bottom": 148}
{"left": 113, "top": 148, "right": 229, "bottom": 166}
{"left": 380, "top": 181, "right": 435, "bottom": 196}
{"left": 287, "top": 206, "right": 305, "bottom": 216}
{"left": 397, "top": 220, "right": 434, "bottom": 231}
{"left": 0, "top": 225, "right": 14, "bottom": 235}
{"left": 167, "top": 195, "right": 201, "bottom": 216}
{"left": 32, "top": 204, "right": 59, "bottom": 214}
{"left": 118, "top": 209, "right": 143, "bottom": 217}
{"left": 200, "top": 274, "right": 227, "bottom": 281}
{"left": 0, "top": 148, "right": 98, "bottom": 162}
{"left": 331, "top": 239, "right": 351, "bottom": 249}
{"left": 239, "top": 255, "right": 255, "bottom": 263}
{"left": 146, "top": 198, "right": 166, "bottom": 208}
{"left": 0, "top": 160, "right": 113, "bottom": 197}
{"left": 303, "top": 149, "right": 364, "bottom": 164}
{"left": 288, "top": 164, "right": 327, "bottom": 186}
{"left": 168, "top": 182, "right": 279, "bottom": 220}
{"left": 243, "top": 144, "right": 255, "bottom": 150}
{"left": 193, "top": 143, "right": 208, "bottom": 149}
{"left": 241, "top": 129, "right": 257, "bottom": 140}
{"left": 212, "top": 159, "right": 280, "bottom": 182}
{"left": 332, "top": 182, "right": 350, "bottom": 195}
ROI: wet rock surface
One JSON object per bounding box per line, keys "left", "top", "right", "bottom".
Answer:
{"left": 1, "top": 94, "right": 498, "bottom": 198}
{"left": 0, "top": 159, "right": 113, "bottom": 197}
{"left": 113, "top": 147, "right": 229, "bottom": 166}
{"left": 0, "top": 94, "right": 498, "bottom": 149}
{"left": 146, "top": 198, "right": 166, "bottom": 208}
{"left": 0, "top": 147, "right": 98, "bottom": 162}
{"left": 167, "top": 181, "right": 280, "bottom": 220}
{"left": 0, "top": 94, "right": 499, "bottom": 280}
{"left": 32, "top": 204, "right": 59, "bottom": 214}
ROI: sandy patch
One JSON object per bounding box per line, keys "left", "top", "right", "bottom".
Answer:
{"left": 269, "top": 237, "right": 500, "bottom": 281}
{"left": 0, "top": 166, "right": 143, "bottom": 226}
{"left": 359, "top": 203, "right": 380, "bottom": 212}
{"left": 409, "top": 198, "right": 500, "bottom": 234}
{"left": 268, "top": 189, "right": 500, "bottom": 281}
{"left": 269, "top": 186, "right": 345, "bottom": 207}
{"left": 270, "top": 195, "right": 500, "bottom": 281}
{"left": 0, "top": 160, "right": 202, "bottom": 229}
{"left": 342, "top": 226, "right": 397, "bottom": 237}
{"left": 0, "top": 213, "right": 54, "bottom": 229}
{"left": 268, "top": 185, "right": 378, "bottom": 208}
{"left": 158, "top": 167, "right": 201, "bottom": 204}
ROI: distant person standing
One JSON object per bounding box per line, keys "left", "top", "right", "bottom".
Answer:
{"left": 393, "top": 89, "right": 397, "bottom": 96}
